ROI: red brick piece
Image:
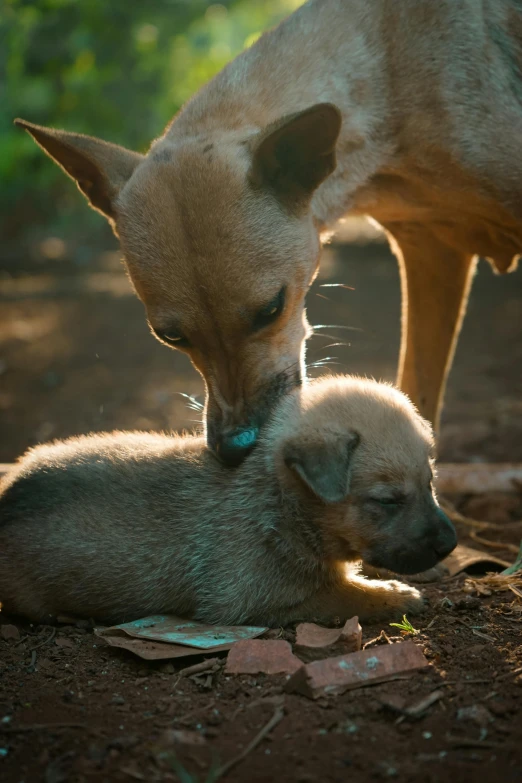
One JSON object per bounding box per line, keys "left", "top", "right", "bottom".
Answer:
{"left": 285, "top": 640, "right": 429, "bottom": 699}
{"left": 225, "top": 639, "right": 302, "bottom": 675}
{"left": 295, "top": 617, "right": 362, "bottom": 661}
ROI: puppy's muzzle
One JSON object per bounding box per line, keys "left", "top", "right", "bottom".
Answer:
{"left": 366, "top": 505, "right": 458, "bottom": 575}
{"left": 431, "top": 506, "right": 458, "bottom": 560}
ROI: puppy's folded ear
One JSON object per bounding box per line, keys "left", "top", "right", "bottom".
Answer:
{"left": 250, "top": 103, "right": 342, "bottom": 211}
{"left": 14, "top": 119, "right": 144, "bottom": 221}
{"left": 284, "top": 430, "right": 360, "bottom": 503}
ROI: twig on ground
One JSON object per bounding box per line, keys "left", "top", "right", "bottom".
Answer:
{"left": 31, "top": 627, "right": 57, "bottom": 650}
{"left": 507, "top": 584, "right": 522, "bottom": 599}
{"left": 173, "top": 700, "right": 216, "bottom": 727}
{"left": 465, "top": 570, "right": 522, "bottom": 595}
{"left": 214, "top": 707, "right": 284, "bottom": 779}
{"left": 472, "top": 628, "right": 496, "bottom": 642}
{"left": 451, "top": 616, "right": 496, "bottom": 642}
{"left": 178, "top": 658, "right": 221, "bottom": 678}
{"left": 441, "top": 502, "right": 499, "bottom": 531}
{"left": 469, "top": 530, "right": 520, "bottom": 554}
{"left": 386, "top": 689, "right": 444, "bottom": 724}
{"left": 494, "top": 666, "right": 522, "bottom": 681}
{"left": 363, "top": 629, "right": 393, "bottom": 649}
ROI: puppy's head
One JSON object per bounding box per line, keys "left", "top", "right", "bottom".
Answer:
{"left": 267, "top": 376, "right": 457, "bottom": 574}
{"left": 14, "top": 104, "right": 342, "bottom": 466}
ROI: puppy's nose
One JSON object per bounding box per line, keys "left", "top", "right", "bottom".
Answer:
{"left": 216, "top": 427, "right": 259, "bottom": 467}
{"left": 433, "top": 506, "right": 458, "bottom": 559}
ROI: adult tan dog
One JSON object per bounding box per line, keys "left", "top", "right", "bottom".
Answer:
{"left": 15, "top": 0, "right": 522, "bottom": 465}
{"left": 0, "top": 376, "right": 456, "bottom": 625}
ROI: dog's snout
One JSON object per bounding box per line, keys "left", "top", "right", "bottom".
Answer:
{"left": 432, "top": 506, "right": 458, "bottom": 559}
{"left": 216, "top": 427, "right": 259, "bottom": 467}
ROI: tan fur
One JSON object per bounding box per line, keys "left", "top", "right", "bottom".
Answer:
{"left": 14, "top": 0, "right": 522, "bottom": 456}
{"left": 0, "top": 377, "right": 456, "bottom": 625}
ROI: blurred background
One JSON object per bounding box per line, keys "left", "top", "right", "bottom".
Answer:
{"left": 1, "top": 0, "right": 522, "bottom": 463}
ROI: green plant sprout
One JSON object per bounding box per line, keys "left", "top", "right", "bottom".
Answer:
{"left": 389, "top": 615, "right": 420, "bottom": 635}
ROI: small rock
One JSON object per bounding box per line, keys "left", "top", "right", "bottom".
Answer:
{"left": 75, "top": 619, "right": 92, "bottom": 630}
{"left": 295, "top": 617, "right": 362, "bottom": 661}
{"left": 55, "top": 637, "right": 75, "bottom": 649}
{"left": 1, "top": 625, "right": 20, "bottom": 642}
{"left": 225, "top": 639, "right": 302, "bottom": 675}
{"left": 457, "top": 704, "right": 493, "bottom": 728}
{"left": 285, "top": 640, "right": 429, "bottom": 699}
{"left": 159, "top": 662, "right": 175, "bottom": 674}
{"left": 488, "top": 699, "right": 510, "bottom": 717}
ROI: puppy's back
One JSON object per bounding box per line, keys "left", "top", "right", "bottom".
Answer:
{"left": 0, "top": 431, "right": 209, "bottom": 622}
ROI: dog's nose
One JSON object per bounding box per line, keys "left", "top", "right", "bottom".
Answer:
{"left": 216, "top": 427, "right": 259, "bottom": 467}
{"left": 433, "top": 506, "right": 458, "bottom": 559}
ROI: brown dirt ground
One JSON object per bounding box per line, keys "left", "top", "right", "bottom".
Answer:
{"left": 1, "top": 233, "right": 522, "bottom": 781}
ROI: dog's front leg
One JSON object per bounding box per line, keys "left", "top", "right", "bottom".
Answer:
{"left": 384, "top": 222, "right": 476, "bottom": 432}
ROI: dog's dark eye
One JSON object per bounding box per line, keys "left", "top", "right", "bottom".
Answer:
{"left": 252, "top": 287, "right": 286, "bottom": 332}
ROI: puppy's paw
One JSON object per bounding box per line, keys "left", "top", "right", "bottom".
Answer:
{"left": 348, "top": 575, "right": 426, "bottom": 621}
{"left": 384, "top": 580, "right": 426, "bottom": 616}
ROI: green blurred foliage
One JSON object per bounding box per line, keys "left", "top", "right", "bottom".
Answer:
{"left": 0, "top": 0, "right": 302, "bottom": 241}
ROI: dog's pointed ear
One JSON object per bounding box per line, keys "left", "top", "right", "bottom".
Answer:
{"left": 250, "top": 103, "right": 342, "bottom": 209}
{"left": 284, "top": 430, "right": 360, "bottom": 503}
{"left": 14, "top": 119, "right": 144, "bottom": 220}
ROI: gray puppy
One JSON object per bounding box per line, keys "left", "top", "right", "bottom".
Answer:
{"left": 0, "top": 376, "right": 456, "bottom": 625}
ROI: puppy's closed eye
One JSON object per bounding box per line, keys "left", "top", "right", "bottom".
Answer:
{"left": 367, "top": 493, "right": 406, "bottom": 508}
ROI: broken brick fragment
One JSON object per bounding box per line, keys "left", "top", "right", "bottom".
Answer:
{"left": 285, "top": 640, "right": 429, "bottom": 699}
{"left": 295, "top": 617, "right": 361, "bottom": 661}
{"left": 225, "top": 639, "right": 302, "bottom": 675}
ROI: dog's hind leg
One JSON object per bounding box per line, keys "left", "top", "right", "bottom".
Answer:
{"left": 384, "top": 223, "right": 476, "bottom": 433}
